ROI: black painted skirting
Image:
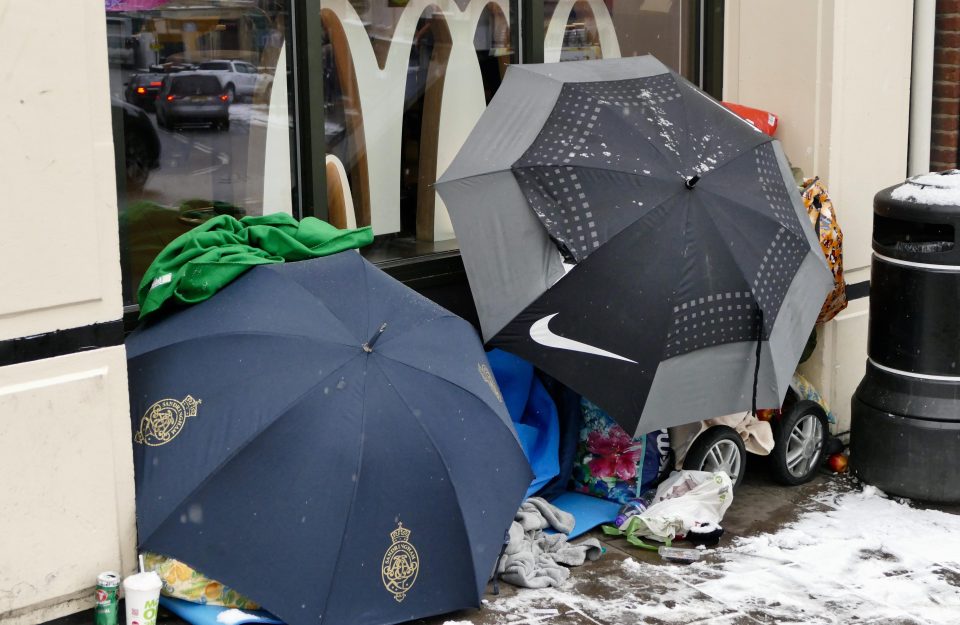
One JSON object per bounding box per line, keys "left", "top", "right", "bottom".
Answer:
{"left": 0, "top": 320, "right": 124, "bottom": 368}
{"left": 846, "top": 280, "right": 869, "bottom": 301}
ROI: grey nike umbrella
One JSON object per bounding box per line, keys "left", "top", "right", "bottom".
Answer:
{"left": 435, "top": 56, "right": 832, "bottom": 436}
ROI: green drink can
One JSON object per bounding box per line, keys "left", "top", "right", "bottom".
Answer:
{"left": 95, "top": 571, "right": 120, "bottom": 625}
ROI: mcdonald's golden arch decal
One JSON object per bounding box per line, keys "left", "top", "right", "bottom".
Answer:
{"left": 135, "top": 395, "right": 201, "bottom": 446}
{"left": 381, "top": 522, "right": 420, "bottom": 602}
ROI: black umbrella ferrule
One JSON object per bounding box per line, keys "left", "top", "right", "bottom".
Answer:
{"left": 362, "top": 322, "right": 388, "bottom": 352}
{"left": 685, "top": 175, "right": 701, "bottom": 189}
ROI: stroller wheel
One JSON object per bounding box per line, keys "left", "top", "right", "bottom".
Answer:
{"left": 770, "top": 400, "right": 829, "bottom": 486}
{"left": 682, "top": 425, "right": 746, "bottom": 489}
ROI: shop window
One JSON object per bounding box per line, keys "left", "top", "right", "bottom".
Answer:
{"left": 322, "top": 0, "right": 515, "bottom": 261}
{"left": 544, "top": 0, "right": 696, "bottom": 80}
{"left": 104, "top": 0, "right": 296, "bottom": 307}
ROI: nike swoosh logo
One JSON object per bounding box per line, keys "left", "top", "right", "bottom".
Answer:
{"left": 529, "top": 314, "right": 638, "bottom": 364}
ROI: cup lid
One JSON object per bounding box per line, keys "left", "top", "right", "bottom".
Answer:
{"left": 123, "top": 571, "right": 163, "bottom": 591}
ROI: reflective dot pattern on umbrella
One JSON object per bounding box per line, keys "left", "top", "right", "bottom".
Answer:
{"left": 513, "top": 166, "right": 605, "bottom": 260}
{"left": 510, "top": 74, "right": 812, "bottom": 360}
{"left": 754, "top": 142, "right": 806, "bottom": 237}
{"left": 753, "top": 227, "right": 808, "bottom": 318}
{"left": 664, "top": 291, "right": 761, "bottom": 359}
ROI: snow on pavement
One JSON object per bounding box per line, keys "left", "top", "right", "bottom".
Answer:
{"left": 483, "top": 483, "right": 960, "bottom": 625}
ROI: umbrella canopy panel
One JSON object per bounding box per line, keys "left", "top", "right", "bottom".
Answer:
{"left": 436, "top": 56, "right": 832, "bottom": 435}
{"left": 127, "top": 253, "right": 532, "bottom": 625}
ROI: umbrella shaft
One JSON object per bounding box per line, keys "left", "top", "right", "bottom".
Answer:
{"left": 363, "top": 323, "right": 388, "bottom": 352}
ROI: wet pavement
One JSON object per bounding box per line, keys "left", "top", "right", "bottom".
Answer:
{"left": 46, "top": 467, "right": 960, "bottom": 625}
{"left": 412, "top": 469, "right": 960, "bottom": 625}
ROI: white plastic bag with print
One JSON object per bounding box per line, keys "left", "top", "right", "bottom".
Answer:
{"left": 619, "top": 470, "right": 733, "bottom": 542}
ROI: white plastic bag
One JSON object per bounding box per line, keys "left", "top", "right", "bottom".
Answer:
{"left": 620, "top": 470, "right": 733, "bottom": 542}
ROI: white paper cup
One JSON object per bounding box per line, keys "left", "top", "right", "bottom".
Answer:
{"left": 123, "top": 571, "right": 162, "bottom": 625}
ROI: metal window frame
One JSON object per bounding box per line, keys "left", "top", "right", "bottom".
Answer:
{"left": 292, "top": 0, "right": 327, "bottom": 221}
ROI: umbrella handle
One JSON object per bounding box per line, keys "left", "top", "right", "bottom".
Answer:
{"left": 362, "top": 323, "right": 388, "bottom": 352}
{"left": 752, "top": 309, "right": 764, "bottom": 416}
{"left": 491, "top": 529, "right": 510, "bottom": 596}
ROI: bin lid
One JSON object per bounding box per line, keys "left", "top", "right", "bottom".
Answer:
{"left": 874, "top": 170, "right": 960, "bottom": 265}
{"left": 889, "top": 169, "right": 960, "bottom": 207}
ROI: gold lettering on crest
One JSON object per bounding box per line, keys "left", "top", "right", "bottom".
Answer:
{"left": 381, "top": 522, "right": 420, "bottom": 602}
{"left": 134, "top": 395, "right": 201, "bottom": 446}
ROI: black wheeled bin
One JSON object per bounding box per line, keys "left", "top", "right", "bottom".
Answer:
{"left": 851, "top": 171, "right": 960, "bottom": 502}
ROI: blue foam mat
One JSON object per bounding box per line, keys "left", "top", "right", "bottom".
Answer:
{"left": 548, "top": 491, "right": 620, "bottom": 538}
{"left": 160, "top": 596, "right": 284, "bottom": 625}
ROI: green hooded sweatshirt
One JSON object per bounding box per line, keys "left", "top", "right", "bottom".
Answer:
{"left": 138, "top": 213, "right": 373, "bottom": 319}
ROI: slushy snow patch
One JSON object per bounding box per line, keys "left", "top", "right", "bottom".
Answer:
{"left": 675, "top": 484, "right": 960, "bottom": 623}
{"left": 216, "top": 609, "right": 258, "bottom": 625}
{"left": 891, "top": 170, "right": 960, "bottom": 205}
{"left": 486, "top": 483, "right": 960, "bottom": 624}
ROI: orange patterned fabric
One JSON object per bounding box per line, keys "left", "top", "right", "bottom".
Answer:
{"left": 801, "top": 177, "right": 847, "bottom": 323}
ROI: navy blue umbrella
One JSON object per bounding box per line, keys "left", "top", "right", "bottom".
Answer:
{"left": 126, "top": 252, "right": 531, "bottom": 625}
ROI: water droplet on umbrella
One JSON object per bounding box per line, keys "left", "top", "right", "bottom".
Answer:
{"left": 336, "top": 379, "right": 347, "bottom": 390}
{"left": 188, "top": 504, "right": 203, "bottom": 524}
{"left": 413, "top": 408, "right": 422, "bottom": 417}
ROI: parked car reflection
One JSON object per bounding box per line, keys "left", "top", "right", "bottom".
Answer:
{"left": 155, "top": 73, "right": 230, "bottom": 131}
{"left": 196, "top": 60, "right": 261, "bottom": 102}
{"left": 124, "top": 62, "right": 199, "bottom": 111}
{"left": 113, "top": 98, "right": 160, "bottom": 191}
{"left": 124, "top": 73, "right": 164, "bottom": 110}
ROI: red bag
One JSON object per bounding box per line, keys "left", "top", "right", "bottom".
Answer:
{"left": 722, "top": 102, "right": 779, "bottom": 136}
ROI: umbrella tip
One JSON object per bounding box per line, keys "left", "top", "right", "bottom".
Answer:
{"left": 362, "top": 323, "right": 388, "bottom": 352}
{"left": 685, "top": 174, "right": 701, "bottom": 189}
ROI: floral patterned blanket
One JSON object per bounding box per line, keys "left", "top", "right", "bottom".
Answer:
{"left": 571, "top": 399, "right": 670, "bottom": 504}
{"left": 144, "top": 553, "right": 260, "bottom": 609}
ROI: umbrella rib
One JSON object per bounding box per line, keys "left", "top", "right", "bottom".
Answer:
{"left": 695, "top": 143, "right": 806, "bottom": 238}
{"left": 511, "top": 160, "right": 680, "bottom": 186}
{"left": 276, "top": 271, "right": 368, "bottom": 346}
{"left": 376, "top": 351, "right": 511, "bottom": 420}
{"left": 648, "top": 195, "right": 696, "bottom": 368}
{"left": 668, "top": 75, "right": 773, "bottom": 176}
{"left": 317, "top": 354, "right": 370, "bottom": 617}
{"left": 697, "top": 188, "right": 812, "bottom": 320}
{"left": 370, "top": 357, "right": 480, "bottom": 593}
{"left": 356, "top": 261, "right": 461, "bottom": 350}
{"left": 566, "top": 84, "right": 684, "bottom": 174}
{"left": 128, "top": 329, "right": 357, "bottom": 357}
{"left": 138, "top": 353, "right": 365, "bottom": 547}
{"left": 362, "top": 253, "right": 371, "bottom": 346}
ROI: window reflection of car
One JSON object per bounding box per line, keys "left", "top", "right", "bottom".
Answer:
{"left": 195, "top": 60, "right": 261, "bottom": 102}
{"left": 113, "top": 98, "right": 160, "bottom": 192}
{"left": 155, "top": 73, "right": 230, "bottom": 131}
{"left": 124, "top": 73, "right": 164, "bottom": 111}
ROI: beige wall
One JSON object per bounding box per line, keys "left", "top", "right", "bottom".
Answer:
{"left": 0, "top": 2, "right": 124, "bottom": 340}
{"left": 725, "top": 0, "right": 914, "bottom": 431}
{"left": 0, "top": 1, "right": 135, "bottom": 622}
